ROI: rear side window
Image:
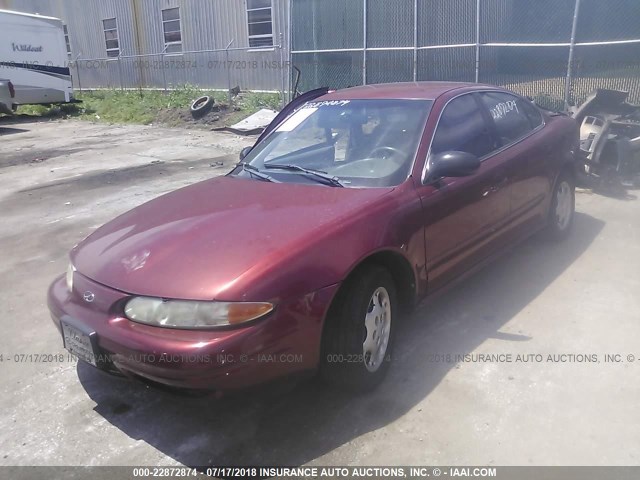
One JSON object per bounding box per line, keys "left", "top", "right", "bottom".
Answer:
{"left": 431, "top": 94, "right": 497, "bottom": 158}
{"left": 480, "top": 92, "right": 533, "bottom": 146}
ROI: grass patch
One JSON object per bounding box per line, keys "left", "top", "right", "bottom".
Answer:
{"left": 16, "top": 85, "right": 282, "bottom": 127}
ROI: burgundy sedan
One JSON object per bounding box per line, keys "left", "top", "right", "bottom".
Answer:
{"left": 48, "top": 82, "right": 579, "bottom": 392}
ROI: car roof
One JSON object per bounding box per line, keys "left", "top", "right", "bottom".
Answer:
{"left": 318, "top": 82, "right": 500, "bottom": 101}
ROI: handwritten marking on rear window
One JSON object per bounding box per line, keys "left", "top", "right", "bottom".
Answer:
{"left": 490, "top": 100, "right": 519, "bottom": 120}
{"left": 304, "top": 100, "right": 351, "bottom": 108}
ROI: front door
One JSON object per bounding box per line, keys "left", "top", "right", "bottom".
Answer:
{"left": 415, "top": 93, "right": 512, "bottom": 293}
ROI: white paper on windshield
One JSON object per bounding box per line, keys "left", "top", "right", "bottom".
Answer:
{"left": 276, "top": 107, "right": 318, "bottom": 132}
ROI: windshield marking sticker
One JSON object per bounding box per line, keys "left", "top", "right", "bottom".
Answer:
{"left": 276, "top": 107, "right": 318, "bottom": 132}
{"left": 490, "top": 100, "right": 519, "bottom": 120}
{"left": 304, "top": 100, "right": 351, "bottom": 108}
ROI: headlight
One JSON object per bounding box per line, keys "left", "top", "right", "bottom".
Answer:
{"left": 66, "top": 263, "right": 76, "bottom": 292}
{"left": 124, "top": 296, "right": 274, "bottom": 329}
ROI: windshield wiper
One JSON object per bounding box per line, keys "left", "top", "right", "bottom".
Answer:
{"left": 236, "top": 162, "right": 279, "bottom": 183}
{"left": 263, "top": 164, "right": 345, "bottom": 187}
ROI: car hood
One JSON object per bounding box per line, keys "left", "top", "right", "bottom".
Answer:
{"left": 71, "top": 176, "right": 393, "bottom": 300}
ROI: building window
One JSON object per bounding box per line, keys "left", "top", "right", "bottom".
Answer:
{"left": 247, "top": 0, "right": 273, "bottom": 48}
{"left": 63, "top": 24, "right": 72, "bottom": 58}
{"left": 162, "top": 7, "right": 182, "bottom": 53}
{"left": 102, "top": 18, "right": 120, "bottom": 58}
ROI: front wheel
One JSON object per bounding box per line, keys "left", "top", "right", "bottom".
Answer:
{"left": 544, "top": 171, "right": 575, "bottom": 241}
{"left": 320, "top": 265, "right": 397, "bottom": 391}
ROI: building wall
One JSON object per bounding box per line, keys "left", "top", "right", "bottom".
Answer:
{"left": 0, "top": 0, "right": 290, "bottom": 91}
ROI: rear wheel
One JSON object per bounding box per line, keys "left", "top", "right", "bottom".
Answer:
{"left": 320, "top": 265, "right": 397, "bottom": 391}
{"left": 545, "top": 171, "right": 575, "bottom": 241}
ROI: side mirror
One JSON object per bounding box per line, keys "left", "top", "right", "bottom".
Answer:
{"left": 239, "top": 146, "right": 253, "bottom": 161}
{"left": 426, "top": 151, "right": 480, "bottom": 181}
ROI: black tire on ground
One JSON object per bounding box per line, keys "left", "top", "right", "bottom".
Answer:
{"left": 544, "top": 170, "right": 575, "bottom": 241}
{"left": 190, "top": 96, "right": 214, "bottom": 119}
{"left": 320, "top": 264, "right": 397, "bottom": 392}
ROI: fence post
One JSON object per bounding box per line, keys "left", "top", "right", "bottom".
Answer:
{"left": 74, "top": 54, "right": 82, "bottom": 93}
{"left": 279, "top": 34, "right": 286, "bottom": 109}
{"left": 117, "top": 53, "right": 123, "bottom": 91}
{"left": 362, "top": 0, "right": 367, "bottom": 85}
{"left": 475, "top": 0, "right": 481, "bottom": 83}
{"left": 565, "top": 0, "right": 582, "bottom": 110}
{"left": 287, "top": 0, "right": 293, "bottom": 103}
{"left": 225, "top": 40, "right": 234, "bottom": 106}
{"left": 161, "top": 51, "right": 167, "bottom": 92}
{"left": 413, "top": 0, "right": 418, "bottom": 81}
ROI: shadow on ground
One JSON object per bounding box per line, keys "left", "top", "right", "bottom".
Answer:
{"left": 578, "top": 170, "right": 639, "bottom": 201}
{"left": 78, "top": 212, "right": 604, "bottom": 467}
{"left": 0, "top": 126, "right": 29, "bottom": 136}
{"left": 0, "top": 112, "right": 78, "bottom": 125}
{"left": 0, "top": 154, "right": 236, "bottom": 217}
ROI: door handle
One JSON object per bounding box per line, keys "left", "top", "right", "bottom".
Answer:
{"left": 482, "top": 176, "right": 509, "bottom": 197}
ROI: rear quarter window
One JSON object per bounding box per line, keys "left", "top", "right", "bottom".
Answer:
{"left": 520, "top": 99, "right": 544, "bottom": 129}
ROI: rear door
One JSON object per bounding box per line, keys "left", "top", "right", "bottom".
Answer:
{"left": 416, "top": 93, "right": 511, "bottom": 293}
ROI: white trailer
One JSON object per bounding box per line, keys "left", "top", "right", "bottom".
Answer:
{"left": 0, "top": 9, "right": 74, "bottom": 105}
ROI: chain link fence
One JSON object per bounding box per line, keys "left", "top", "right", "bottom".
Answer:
{"left": 70, "top": 44, "right": 289, "bottom": 105}
{"left": 291, "top": 0, "right": 640, "bottom": 109}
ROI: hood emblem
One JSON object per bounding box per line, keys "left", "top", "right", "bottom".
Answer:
{"left": 83, "top": 291, "right": 95, "bottom": 303}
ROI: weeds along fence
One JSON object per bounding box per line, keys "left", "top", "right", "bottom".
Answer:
{"left": 70, "top": 43, "right": 289, "bottom": 107}
{"left": 290, "top": 0, "right": 640, "bottom": 109}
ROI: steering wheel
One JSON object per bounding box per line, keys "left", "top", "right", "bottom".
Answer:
{"left": 370, "top": 146, "right": 406, "bottom": 162}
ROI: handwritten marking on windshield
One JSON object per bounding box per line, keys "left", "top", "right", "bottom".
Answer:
{"left": 304, "top": 100, "right": 351, "bottom": 108}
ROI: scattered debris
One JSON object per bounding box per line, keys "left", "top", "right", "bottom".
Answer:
{"left": 570, "top": 89, "right": 640, "bottom": 188}
{"left": 154, "top": 103, "right": 238, "bottom": 130}
{"left": 190, "top": 96, "right": 215, "bottom": 119}
{"left": 213, "top": 108, "right": 278, "bottom": 135}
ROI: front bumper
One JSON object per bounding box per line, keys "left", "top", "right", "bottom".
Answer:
{"left": 47, "top": 273, "right": 338, "bottom": 391}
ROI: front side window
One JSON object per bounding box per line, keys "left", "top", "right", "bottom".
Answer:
{"left": 479, "top": 92, "right": 535, "bottom": 146}
{"left": 238, "top": 99, "right": 432, "bottom": 187}
{"left": 247, "top": 0, "right": 273, "bottom": 48}
{"left": 430, "top": 94, "right": 497, "bottom": 158}
{"left": 162, "top": 7, "right": 182, "bottom": 53}
{"left": 102, "top": 18, "right": 119, "bottom": 58}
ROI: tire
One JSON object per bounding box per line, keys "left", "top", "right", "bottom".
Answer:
{"left": 320, "top": 264, "right": 397, "bottom": 392}
{"left": 190, "top": 96, "right": 214, "bottom": 119}
{"left": 544, "top": 170, "right": 575, "bottom": 241}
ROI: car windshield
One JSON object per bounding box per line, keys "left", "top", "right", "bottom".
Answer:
{"left": 237, "top": 99, "right": 432, "bottom": 188}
